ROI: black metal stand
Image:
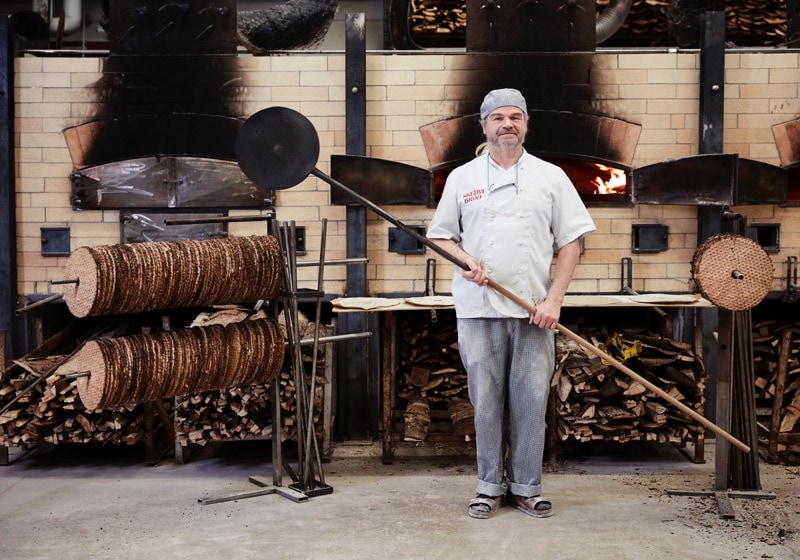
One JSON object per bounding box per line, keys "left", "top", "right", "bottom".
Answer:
{"left": 668, "top": 210, "right": 776, "bottom": 518}
{"left": 666, "top": 325, "right": 776, "bottom": 519}
{"left": 666, "top": 488, "right": 775, "bottom": 520}
{"left": 199, "top": 219, "right": 369, "bottom": 506}
{"left": 199, "top": 377, "right": 313, "bottom": 505}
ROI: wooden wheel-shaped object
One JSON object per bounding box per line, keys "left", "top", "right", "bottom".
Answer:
{"left": 691, "top": 234, "right": 773, "bottom": 311}
{"left": 61, "top": 236, "right": 283, "bottom": 318}
{"left": 75, "top": 318, "right": 285, "bottom": 410}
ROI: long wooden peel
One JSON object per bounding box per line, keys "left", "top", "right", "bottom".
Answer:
{"left": 486, "top": 279, "right": 750, "bottom": 453}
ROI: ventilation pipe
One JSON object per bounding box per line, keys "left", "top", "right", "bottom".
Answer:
{"left": 596, "top": 0, "right": 635, "bottom": 44}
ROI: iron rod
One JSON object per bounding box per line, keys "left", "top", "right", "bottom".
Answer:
{"left": 15, "top": 293, "right": 63, "bottom": 315}
{"left": 296, "top": 257, "right": 368, "bottom": 267}
{"left": 50, "top": 278, "right": 79, "bottom": 285}
{"left": 163, "top": 215, "right": 273, "bottom": 226}
{"left": 286, "top": 332, "right": 371, "bottom": 347}
{"left": 304, "top": 218, "right": 328, "bottom": 485}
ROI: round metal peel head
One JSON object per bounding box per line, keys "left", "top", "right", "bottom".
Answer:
{"left": 691, "top": 234, "right": 773, "bottom": 311}
{"left": 235, "top": 106, "right": 321, "bottom": 190}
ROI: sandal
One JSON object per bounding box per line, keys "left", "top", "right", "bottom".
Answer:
{"left": 468, "top": 494, "right": 504, "bottom": 519}
{"left": 506, "top": 493, "right": 553, "bottom": 518}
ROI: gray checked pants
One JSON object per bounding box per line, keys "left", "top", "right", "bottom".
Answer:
{"left": 457, "top": 317, "right": 554, "bottom": 498}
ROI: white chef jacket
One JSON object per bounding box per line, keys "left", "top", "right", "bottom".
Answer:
{"left": 427, "top": 150, "right": 596, "bottom": 318}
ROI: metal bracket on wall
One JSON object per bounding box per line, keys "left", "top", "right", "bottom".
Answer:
{"left": 388, "top": 225, "right": 427, "bottom": 255}
{"left": 631, "top": 223, "right": 669, "bottom": 253}
{"left": 424, "top": 258, "right": 437, "bottom": 296}
{"left": 746, "top": 222, "right": 780, "bottom": 253}
{"left": 40, "top": 227, "right": 70, "bottom": 256}
{"left": 620, "top": 256, "right": 634, "bottom": 294}
{"left": 785, "top": 256, "right": 798, "bottom": 303}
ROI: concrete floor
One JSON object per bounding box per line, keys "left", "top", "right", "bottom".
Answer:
{"left": 1, "top": 439, "right": 798, "bottom": 560}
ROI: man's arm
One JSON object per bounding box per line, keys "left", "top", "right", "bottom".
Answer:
{"left": 531, "top": 238, "right": 582, "bottom": 329}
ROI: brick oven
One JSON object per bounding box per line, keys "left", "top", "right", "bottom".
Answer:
{"left": 1, "top": 2, "right": 799, "bottom": 451}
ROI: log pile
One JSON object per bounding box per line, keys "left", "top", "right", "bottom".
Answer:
{"left": 608, "top": 0, "right": 788, "bottom": 46}
{"left": 1, "top": 312, "right": 334, "bottom": 457}
{"left": 172, "top": 368, "right": 328, "bottom": 447}
{"left": 725, "top": 0, "right": 790, "bottom": 45}
{"left": 0, "top": 355, "right": 151, "bottom": 448}
{"left": 392, "top": 311, "right": 705, "bottom": 448}
{"left": 409, "top": 0, "right": 466, "bottom": 44}
{"left": 407, "top": 0, "right": 788, "bottom": 47}
{"left": 395, "top": 311, "right": 475, "bottom": 440}
{"left": 553, "top": 329, "right": 706, "bottom": 445}
{"left": 752, "top": 319, "right": 800, "bottom": 463}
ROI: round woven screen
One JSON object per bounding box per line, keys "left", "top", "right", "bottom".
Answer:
{"left": 691, "top": 234, "right": 773, "bottom": 311}
{"left": 75, "top": 318, "right": 284, "bottom": 410}
{"left": 62, "top": 236, "right": 283, "bottom": 318}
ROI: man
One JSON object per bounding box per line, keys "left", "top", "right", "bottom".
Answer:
{"left": 427, "top": 88, "right": 595, "bottom": 519}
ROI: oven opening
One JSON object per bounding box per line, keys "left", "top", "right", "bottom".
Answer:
{"left": 546, "top": 157, "right": 629, "bottom": 205}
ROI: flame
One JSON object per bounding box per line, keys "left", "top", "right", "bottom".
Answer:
{"left": 591, "top": 164, "right": 627, "bottom": 195}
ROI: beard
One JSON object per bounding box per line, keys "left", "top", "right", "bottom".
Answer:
{"left": 490, "top": 131, "right": 523, "bottom": 154}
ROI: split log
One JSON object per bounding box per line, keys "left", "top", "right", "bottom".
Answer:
{"left": 404, "top": 397, "right": 431, "bottom": 442}
{"left": 447, "top": 398, "right": 475, "bottom": 436}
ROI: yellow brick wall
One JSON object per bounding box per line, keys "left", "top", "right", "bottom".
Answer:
{"left": 13, "top": 51, "right": 800, "bottom": 300}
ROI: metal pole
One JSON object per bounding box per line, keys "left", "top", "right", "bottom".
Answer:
{"left": 0, "top": 16, "right": 18, "bottom": 364}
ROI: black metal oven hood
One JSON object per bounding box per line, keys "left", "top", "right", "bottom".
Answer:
{"left": 632, "top": 154, "right": 787, "bottom": 205}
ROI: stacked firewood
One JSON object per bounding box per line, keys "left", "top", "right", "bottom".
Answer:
{"left": 1, "top": 312, "right": 333, "bottom": 455}
{"left": 553, "top": 329, "right": 706, "bottom": 445}
{"left": 752, "top": 319, "right": 800, "bottom": 462}
{"left": 409, "top": 0, "right": 466, "bottom": 39}
{"left": 725, "top": 0, "right": 789, "bottom": 44}
{"left": 0, "top": 356, "right": 149, "bottom": 448}
{"left": 393, "top": 311, "right": 705, "bottom": 446}
{"left": 172, "top": 369, "right": 328, "bottom": 446}
{"left": 395, "top": 311, "right": 474, "bottom": 441}
{"left": 407, "top": 0, "right": 787, "bottom": 47}
{"left": 603, "top": 0, "right": 788, "bottom": 45}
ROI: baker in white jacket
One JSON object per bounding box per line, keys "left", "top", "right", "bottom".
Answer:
{"left": 427, "top": 88, "right": 596, "bottom": 519}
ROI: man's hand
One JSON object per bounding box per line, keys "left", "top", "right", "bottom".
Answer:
{"left": 530, "top": 298, "right": 560, "bottom": 330}
{"left": 429, "top": 239, "right": 487, "bottom": 286}
{"left": 461, "top": 256, "right": 488, "bottom": 286}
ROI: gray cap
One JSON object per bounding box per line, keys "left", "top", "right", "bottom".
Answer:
{"left": 480, "top": 88, "right": 528, "bottom": 120}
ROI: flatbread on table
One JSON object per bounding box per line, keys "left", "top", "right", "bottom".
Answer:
{"left": 403, "top": 296, "right": 454, "bottom": 307}
{"left": 331, "top": 297, "right": 403, "bottom": 310}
